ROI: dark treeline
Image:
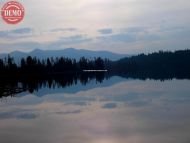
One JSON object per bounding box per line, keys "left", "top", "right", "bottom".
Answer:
{"left": 0, "top": 49, "right": 190, "bottom": 79}
{"left": 1, "top": 49, "right": 190, "bottom": 98}
{"left": 109, "top": 49, "right": 190, "bottom": 78}
{"left": 0, "top": 56, "right": 106, "bottom": 77}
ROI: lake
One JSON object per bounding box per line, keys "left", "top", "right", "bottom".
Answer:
{"left": 0, "top": 76, "right": 190, "bottom": 143}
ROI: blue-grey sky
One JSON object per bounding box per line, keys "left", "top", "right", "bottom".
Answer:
{"left": 0, "top": 0, "right": 190, "bottom": 54}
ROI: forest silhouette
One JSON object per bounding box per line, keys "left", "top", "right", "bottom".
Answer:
{"left": 0, "top": 49, "right": 190, "bottom": 78}
{"left": 0, "top": 49, "right": 190, "bottom": 98}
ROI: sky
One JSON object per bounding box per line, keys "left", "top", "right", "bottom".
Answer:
{"left": 0, "top": 0, "right": 190, "bottom": 54}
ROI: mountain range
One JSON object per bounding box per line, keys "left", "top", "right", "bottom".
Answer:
{"left": 0, "top": 48, "right": 128, "bottom": 61}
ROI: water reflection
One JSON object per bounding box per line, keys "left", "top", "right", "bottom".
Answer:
{"left": 0, "top": 76, "right": 190, "bottom": 143}
{"left": 1, "top": 72, "right": 190, "bottom": 98}
{"left": 0, "top": 72, "right": 107, "bottom": 98}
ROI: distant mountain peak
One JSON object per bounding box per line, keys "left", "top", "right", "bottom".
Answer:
{"left": 33, "top": 48, "right": 43, "bottom": 51}
{"left": 0, "top": 48, "right": 129, "bottom": 61}
{"left": 31, "top": 49, "right": 44, "bottom": 53}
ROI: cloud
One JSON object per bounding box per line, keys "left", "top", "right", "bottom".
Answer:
{"left": 50, "top": 28, "right": 77, "bottom": 32}
{"left": 0, "top": 28, "right": 33, "bottom": 39}
{"left": 123, "top": 27, "right": 147, "bottom": 33}
{"left": 64, "top": 101, "right": 88, "bottom": 106}
{"left": 97, "top": 33, "right": 137, "bottom": 43}
{"left": 0, "top": 34, "right": 93, "bottom": 52}
{"left": 0, "top": 0, "right": 190, "bottom": 54}
{"left": 11, "top": 28, "right": 33, "bottom": 34}
{"left": 0, "top": 25, "right": 189, "bottom": 54}
{"left": 51, "top": 35, "right": 92, "bottom": 46}
{"left": 97, "top": 26, "right": 161, "bottom": 43}
{"left": 102, "top": 103, "right": 117, "bottom": 109}
{"left": 55, "top": 110, "right": 81, "bottom": 115}
{"left": 0, "top": 111, "right": 38, "bottom": 120}
{"left": 16, "top": 113, "right": 38, "bottom": 119}
{"left": 98, "top": 28, "right": 113, "bottom": 34}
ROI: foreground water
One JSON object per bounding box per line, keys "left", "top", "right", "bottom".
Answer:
{"left": 0, "top": 76, "right": 190, "bottom": 143}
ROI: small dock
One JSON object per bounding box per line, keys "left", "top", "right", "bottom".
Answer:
{"left": 83, "top": 70, "right": 108, "bottom": 72}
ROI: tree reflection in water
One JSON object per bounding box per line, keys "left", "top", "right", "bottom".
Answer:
{"left": 0, "top": 72, "right": 107, "bottom": 98}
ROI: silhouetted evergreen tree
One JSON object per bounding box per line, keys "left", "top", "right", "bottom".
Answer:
{"left": 95, "top": 57, "right": 105, "bottom": 70}
{"left": 0, "top": 49, "right": 190, "bottom": 79}
{"left": 109, "top": 49, "right": 190, "bottom": 78}
{"left": 0, "top": 55, "right": 106, "bottom": 77}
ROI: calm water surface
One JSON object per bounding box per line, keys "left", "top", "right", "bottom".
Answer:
{"left": 0, "top": 76, "right": 190, "bottom": 143}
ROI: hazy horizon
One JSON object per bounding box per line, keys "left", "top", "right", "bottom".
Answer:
{"left": 1, "top": 47, "right": 189, "bottom": 55}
